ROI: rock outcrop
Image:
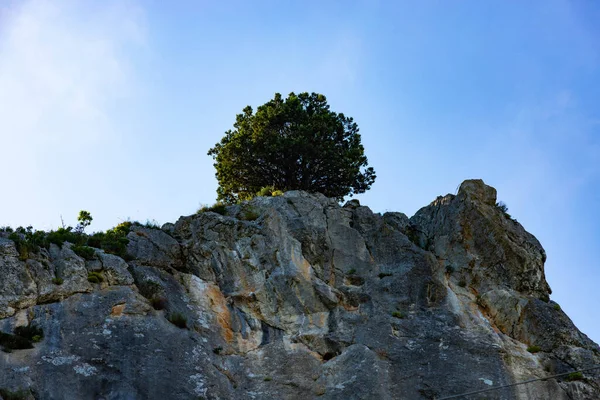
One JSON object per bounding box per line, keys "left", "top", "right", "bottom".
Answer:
{"left": 0, "top": 179, "right": 598, "bottom": 399}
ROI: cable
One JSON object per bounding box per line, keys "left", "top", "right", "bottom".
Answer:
{"left": 435, "top": 365, "right": 600, "bottom": 400}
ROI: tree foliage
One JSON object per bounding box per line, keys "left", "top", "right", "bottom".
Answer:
{"left": 208, "top": 92, "right": 376, "bottom": 203}
{"left": 75, "top": 210, "right": 93, "bottom": 234}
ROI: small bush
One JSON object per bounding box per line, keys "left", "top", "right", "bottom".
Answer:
{"left": 213, "top": 346, "right": 223, "bottom": 355}
{"left": 271, "top": 190, "right": 284, "bottom": 197}
{"left": 496, "top": 201, "right": 509, "bottom": 214}
{"left": 3, "top": 212, "right": 140, "bottom": 263}
{"left": 87, "top": 271, "right": 103, "bottom": 284}
{"left": 378, "top": 272, "right": 393, "bottom": 279}
{"left": 0, "top": 332, "right": 33, "bottom": 352}
{"left": 347, "top": 268, "right": 356, "bottom": 275}
{"left": 198, "top": 203, "right": 227, "bottom": 216}
{"left": 496, "top": 201, "right": 515, "bottom": 220}
{"left": 150, "top": 296, "right": 167, "bottom": 310}
{"left": 142, "top": 220, "right": 161, "bottom": 229}
{"left": 240, "top": 207, "right": 260, "bottom": 221}
{"left": 52, "top": 277, "right": 63, "bottom": 285}
{"left": 140, "top": 280, "right": 163, "bottom": 298}
{"left": 392, "top": 311, "right": 404, "bottom": 319}
{"left": 168, "top": 312, "right": 188, "bottom": 329}
{"left": 88, "top": 221, "right": 132, "bottom": 258}
{"left": 527, "top": 345, "right": 542, "bottom": 353}
{"left": 553, "top": 303, "right": 561, "bottom": 311}
{"left": 458, "top": 279, "right": 467, "bottom": 288}
{"left": 14, "top": 325, "right": 43, "bottom": 343}
{"left": 263, "top": 376, "right": 272, "bottom": 382}
{"left": 0, "top": 388, "right": 29, "bottom": 400}
{"left": 445, "top": 265, "right": 455, "bottom": 274}
{"left": 72, "top": 245, "right": 96, "bottom": 260}
{"left": 8, "top": 232, "right": 37, "bottom": 261}
{"left": 46, "top": 226, "right": 83, "bottom": 248}
{"left": 566, "top": 371, "right": 584, "bottom": 382}
{"left": 257, "top": 186, "right": 277, "bottom": 197}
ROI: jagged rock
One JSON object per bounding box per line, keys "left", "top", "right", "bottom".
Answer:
{"left": 96, "top": 251, "right": 134, "bottom": 286}
{"left": 0, "top": 180, "right": 598, "bottom": 399}
{"left": 0, "top": 238, "right": 37, "bottom": 318}
{"left": 126, "top": 226, "right": 183, "bottom": 270}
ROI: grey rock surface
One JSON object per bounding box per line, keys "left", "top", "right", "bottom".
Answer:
{"left": 0, "top": 179, "right": 598, "bottom": 399}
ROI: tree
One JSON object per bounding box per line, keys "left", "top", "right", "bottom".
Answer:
{"left": 75, "top": 210, "right": 93, "bottom": 234}
{"left": 208, "top": 92, "right": 376, "bottom": 203}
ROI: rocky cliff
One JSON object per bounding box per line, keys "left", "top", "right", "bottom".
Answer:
{"left": 0, "top": 179, "right": 598, "bottom": 399}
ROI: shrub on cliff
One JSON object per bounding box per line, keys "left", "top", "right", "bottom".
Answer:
{"left": 5, "top": 213, "right": 134, "bottom": 261}
{"left": 208, "top": 92, "right": 376, "bottom": 203}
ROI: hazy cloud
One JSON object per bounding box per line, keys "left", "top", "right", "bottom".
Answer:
{"left": 0, "top": 0, "right": 146, "bottom": 227}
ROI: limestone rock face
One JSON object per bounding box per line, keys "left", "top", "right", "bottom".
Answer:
{"left": 0, "top": 180, "right": 598, "bottom": 399}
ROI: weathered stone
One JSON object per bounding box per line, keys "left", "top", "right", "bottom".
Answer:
{"left": 96, "top": 251, "right": 134, "bottom": 286}
{"left": 0, "top": 180, "right": 598, "bottom": 399}
{"left": 126, "top": 226, "right": 183, "bottom": 270}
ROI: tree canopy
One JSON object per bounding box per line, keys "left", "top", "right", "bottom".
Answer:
{"left": 208, "top": 92, "right": 376, "bottom": 203}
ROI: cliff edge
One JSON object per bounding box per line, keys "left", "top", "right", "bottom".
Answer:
{"left": 0, "top": 179, "right": 598, "bottom": 399}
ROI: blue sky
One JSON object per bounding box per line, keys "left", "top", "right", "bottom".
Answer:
{"left": 0, "top": 0, "right": 598, "bottom": 342}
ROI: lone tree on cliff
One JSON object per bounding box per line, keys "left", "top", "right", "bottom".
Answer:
{"left": 208, "top": 92, "right": 376, "bottom": 203}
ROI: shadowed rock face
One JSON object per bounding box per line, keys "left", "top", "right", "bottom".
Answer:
{"left": 0, "top": 179, "right": 598, "bottom": 400}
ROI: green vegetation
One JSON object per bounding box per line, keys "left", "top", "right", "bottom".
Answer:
{"left": 45, "top": 226, "right": 82, "bottom": 247}
{"left": 392, "top": 311, "right": 404, "bottom": 319}
{"left": 87, "top": 221, "right": 132, "bottom": 259}
{"left": 347, "top": 268, "right": 356, "bottom": 275}
{"left": 0, "top": 332, "right": 32, "bottom": 352}
{"left": 150, "top": 296, "right": 167, "bottom": 310}
{"left": 239, "top": 207, "right": 260, "bottom": 221}
{"left": 553, "top": 303, "right": 561, "bottom": 311}
{"left": 263, "top": 376, "right": 272, "bottom": 382}
{"left": 2, "top": 212, "right": 135, "bottom": 261}
{"left": 168, "top": 312, "right": 188, "bottom": 329}
{"left": 566, "top": 371, "right": 584, "bottom": 381}
{"left": 14, "top": 325, "right": 43, "bottom": 343}
{"left": 527, "top": 345, "right": 542, "bottom": 353}
{"left": 87, "top": 271, "right": 103, "bottom": 284}
{"left": 0, "top": 388, "right": 29, "bottom": 400}
{"left": 141, "top": 280, "right": 163, "bottom": 297}
{"left": 495, "top": 201, "right": 516, "bottom": 221}
{"left": 75, "top": 210, "right": 93, "bottom": 234}
{"left": 129, "top": 219, "right": 161, "bottom": 229}
{"left": 7, "top": 226, "right": 47, "bottom": 261}
{"left": 208, "top": 92, "right": 376, "bottom": 203}
{"left": 0, "top": 324, "right": 43, "bottom": 352}
{"left": 52, "top": 277, "right": 63, "bottom": 285}
{"left": 405, "top": 224, "right": 431, "bottom": 250}
{"left": 197, "top": 202, "right": 227, "bottom": 216}
{"left": 458, "top": 279, "right": 467, "bottom": 288}
{"left": 71, "top": 245, "right": 96, "bottom": 260}
{"left": 256, "top": 186, "right": 284, "bottom": 198}
{"left": 213, "top": 346, "right": 223, "bottom": 355}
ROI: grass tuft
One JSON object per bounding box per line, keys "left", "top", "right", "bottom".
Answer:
{"left": 527, "top": 345, "right": 542, "bottom": 353}
{"left": 87, "top": 271, "right": 103, "bottom": 284}
{"left": 167, "top": 312, "right": 188, "bottom": 329}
